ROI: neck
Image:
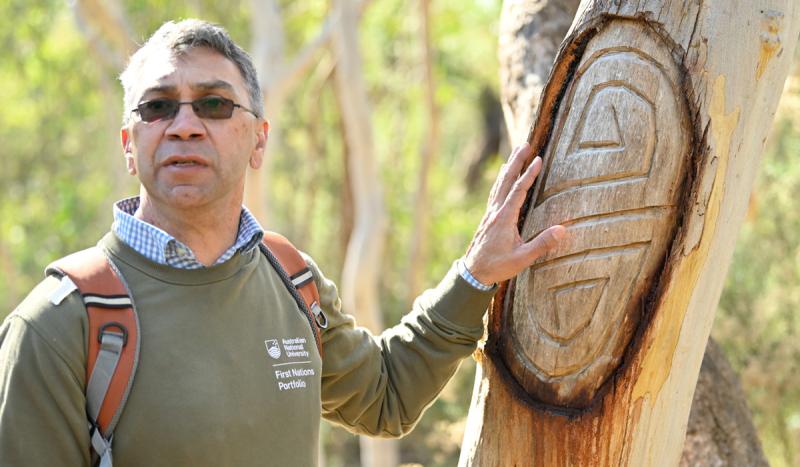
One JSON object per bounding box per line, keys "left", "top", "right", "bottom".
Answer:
{"left": 134, "top": 191, "right": 242, "bottom": 267}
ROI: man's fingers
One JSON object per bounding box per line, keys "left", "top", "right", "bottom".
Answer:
{"left": 518, "top": 225, "right": 567, "bottom": 264}
{"left": 487, "top": 162, "right": 508, "bottom": 207}
{"left": 494, "top": 143, "right": 532, "bottom": 205}
{"left": 502, "top": 156, "right": 542, "bottom": 216}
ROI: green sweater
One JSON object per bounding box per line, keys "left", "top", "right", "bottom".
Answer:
{"left": 0, "top": 233, "right": 494, "bottom": 466}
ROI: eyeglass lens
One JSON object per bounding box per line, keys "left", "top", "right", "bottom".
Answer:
{"left": 136, "top": 96, "right": 235, "bottom": 122}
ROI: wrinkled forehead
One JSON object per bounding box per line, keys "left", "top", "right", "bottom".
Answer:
{"left": 127, "top": 46, "right": 247, "bottom": 104}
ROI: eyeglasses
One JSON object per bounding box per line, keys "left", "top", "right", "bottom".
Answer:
{"left": 131, "top": 96, "right": 259, "bottom": 122}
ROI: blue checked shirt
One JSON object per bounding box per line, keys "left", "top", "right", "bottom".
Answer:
{"left": 112, "top": 196, "right": 494, "bottom": 290}
{"left": 112, "top": 197, "right": 263, "bottom": 269}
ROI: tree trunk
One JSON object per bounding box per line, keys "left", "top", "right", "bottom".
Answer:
{"left": 460, "top": 1, "right": 799, "bottom": 465}
{"left": 331, "top": 1, "right": 398, "bottom": 465}
{"left": 680, "top": 339, "right": 768, "bottom": 466}
{"left": 495, "top": 1, "right": 770, "bottom": 465}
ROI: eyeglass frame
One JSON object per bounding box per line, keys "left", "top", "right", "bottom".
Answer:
{"left": 130, "top": 96, "right": 260, "bottom": 123}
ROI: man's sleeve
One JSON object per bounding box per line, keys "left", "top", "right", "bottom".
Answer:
{"left": 0, "top": 277, "right": 91, "bottom": 466}
{"left": 305, "top": 255, "right": 495, "bottom": 438}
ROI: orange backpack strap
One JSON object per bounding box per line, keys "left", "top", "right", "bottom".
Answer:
{"left": 46, "top": 247, "right": 140, "bottom": 467}
{"left": 260, "top": 232, "right": 325, "bottom": 356}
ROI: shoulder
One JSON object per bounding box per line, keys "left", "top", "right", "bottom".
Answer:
{"left": 3, "top": 275, "right": 87, "bottom": 380}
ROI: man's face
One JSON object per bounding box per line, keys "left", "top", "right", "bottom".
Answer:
{"left": 120, "top": 47, "right": 267, "bottom": 212}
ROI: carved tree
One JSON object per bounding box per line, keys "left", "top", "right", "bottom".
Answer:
{"left": 496, "top": 1, "right": 768, "bottom": 464}
{"left": 460, "top": 1, "right": 800, "bottom": 466}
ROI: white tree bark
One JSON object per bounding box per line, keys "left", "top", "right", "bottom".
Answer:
{"left": 460, "top": 1, "right": 800, "bottom": 465}
{"left": 330, "top": 1, "right": 397, "bottom": 465}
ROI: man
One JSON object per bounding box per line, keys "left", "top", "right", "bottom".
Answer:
{"left": 0, "top": 19, "right": 565, "bottom": 466}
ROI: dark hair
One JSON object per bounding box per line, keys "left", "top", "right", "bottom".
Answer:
{"left": 119, "top": 19, "right": 263, "bottom": 124}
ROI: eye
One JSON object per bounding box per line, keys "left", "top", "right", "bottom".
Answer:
{"left": 143, "top": 99, "right": 172, "bottom": 112}
{"left": 135, "top": 98, "right": 178, "bottom": 122}
{"left": 195, "top": 96, "right": 233, "bottom": 118}
{"left": 198, "top": 96, "right": 226, "bottom": 110}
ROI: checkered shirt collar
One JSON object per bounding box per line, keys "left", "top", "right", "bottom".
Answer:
{"left": 112, "top": 196, "right": 264, "bottom": 269}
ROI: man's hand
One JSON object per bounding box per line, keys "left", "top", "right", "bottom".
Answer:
{"left": 464, "top": 142, "right": 567, "bottom": 286}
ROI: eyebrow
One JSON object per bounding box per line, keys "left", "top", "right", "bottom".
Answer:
{"left": 140, "top": 80, "right": 237, "bottom": 99}
{"left": 192, "top": 80, "right": 236, "bottom": 93}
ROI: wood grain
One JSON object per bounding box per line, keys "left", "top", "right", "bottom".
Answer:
{"left": 500, "top": 19, "right": 691, "bottom": 408}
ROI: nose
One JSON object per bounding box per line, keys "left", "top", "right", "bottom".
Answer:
{"left": 165, "top": 102, "right": 206, "bottom": 140}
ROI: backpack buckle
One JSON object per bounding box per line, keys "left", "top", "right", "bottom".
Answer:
{"left": 98, "top": 322, "right": 129, "bottom": 347}
{"left": 310, "top": 302, "right": 328, "bottom": 329}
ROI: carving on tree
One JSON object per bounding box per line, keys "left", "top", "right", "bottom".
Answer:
{"left": 461, "top": 2, "right": 798, "bottom": 466}
{"left": 496, "top": 20, "right": 691, "bottom": 408}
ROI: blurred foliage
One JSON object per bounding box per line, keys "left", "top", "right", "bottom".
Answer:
{"left": 0, "top": 1, "right": 798, "bottom": 466}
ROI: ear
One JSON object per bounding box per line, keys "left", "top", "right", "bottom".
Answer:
{"left": 120, "top": 127, "right": 137, "bottom": 175}
{"left": 249, "top": 120, "right": 269, "bottom": 170}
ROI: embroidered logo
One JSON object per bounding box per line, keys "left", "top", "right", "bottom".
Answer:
{"left": 264, "top": 339, "right": 281, "bottom": 359}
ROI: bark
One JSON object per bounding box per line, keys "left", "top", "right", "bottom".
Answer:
{"left": 498, "top": 0, "right": 582, "bottom": 143}
{"left": 460, "top": 1, "right": 800, "bottom": 465}
{"left": 495, "top": 1, "right": 769, "bottom": 464}
{"left": 331, "top": 0, "right": 397, "bottom": 465}
{"left": 680, "top": 339, "right": 768, "bottom": 467}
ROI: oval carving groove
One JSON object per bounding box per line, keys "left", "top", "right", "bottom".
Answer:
{"left": 498, "top": 20, "right": 691, "bottom": 408}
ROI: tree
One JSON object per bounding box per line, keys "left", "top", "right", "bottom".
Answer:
{"left": 460, "top": 1, "right": 800, "bottom": 465}
{"left": 493, "top": 1, "right": 770, "bottom": 464}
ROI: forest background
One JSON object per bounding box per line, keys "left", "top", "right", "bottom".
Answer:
{"left": 1, "top": 1, "right": 798, "bottom": 466}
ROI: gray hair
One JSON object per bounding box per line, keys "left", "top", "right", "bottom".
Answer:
{"left": 119, "top": 19, "right": 263, "bottom": 124}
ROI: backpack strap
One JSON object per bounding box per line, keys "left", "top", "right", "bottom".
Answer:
{"left": 46, "top": 248, "right": 140, "bottom": 467}
{"left": 260, "top": 232, "right": 326, "bottom": 356}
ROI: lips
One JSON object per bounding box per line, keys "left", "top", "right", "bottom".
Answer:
{"left": 161, "top": 155, "right": 210, "bottom": 167}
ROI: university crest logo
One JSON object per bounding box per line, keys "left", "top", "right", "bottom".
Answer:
{"left": 264, "top": 339, "right": 281, "bottom": 359}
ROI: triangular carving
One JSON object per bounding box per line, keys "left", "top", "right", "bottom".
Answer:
{"left": 577, "top": 99, "right": 623, "bottom": 150}
{"left": 550, "top": 278, "right": 608, "bottom": 342}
